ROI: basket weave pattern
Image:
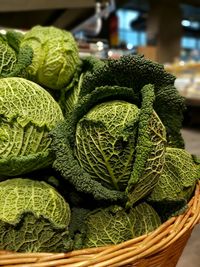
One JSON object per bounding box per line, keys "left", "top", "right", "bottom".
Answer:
{"left": 0, "top": 182, "right": 200, "bottom": 267}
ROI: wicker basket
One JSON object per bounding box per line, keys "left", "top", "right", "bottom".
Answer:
{"left": 0, "top": 182, "right": 200, "bottom": 267}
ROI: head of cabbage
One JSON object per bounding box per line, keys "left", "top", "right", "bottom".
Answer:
{"left": 21, "top": 25, "right": 80, "bottom": 90}
{"left": 0, "top": 178, "right": 72, "bottom": 252}
{"left": 72, "top": 203, "right": 161, "bottom": 249}
{"left": 0, "top": 77, "right": 64, "bottom": 177}
{"left": 51, "top": 84, "right": 167, "bottom": 207}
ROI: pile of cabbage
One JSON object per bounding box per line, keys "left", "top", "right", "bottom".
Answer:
{"left": 0, "top": 25, "right": 199, "bottom": 252}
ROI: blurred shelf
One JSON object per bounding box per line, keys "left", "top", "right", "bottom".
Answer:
{"left": 0, "top": 0, "right": 95, "bottom": 12}
{"left": 183, "top": 95, "right": 200, "bottom": 107}
{"left": 165, "top": 62, "right": 200, "bottom": 74}
{"left": 165, "top": 61, "right": 200, "bottom": 107}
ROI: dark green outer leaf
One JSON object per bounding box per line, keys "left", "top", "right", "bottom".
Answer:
{"left": 6, "top": 30, "right": 24, "bottom": 53}
{"left": 0, "top": 31, "right": 33, "bottom": 78}
{"left": 154, "top": 85, "right": 185, "bottom": 148}
{"left": 80, "top": 55, "right": 185, "bottom": 148}
{"left": 81, "top": 55, "right": 175, "bottom": 96}
{"left": 150, "top": 200, "right": 188, "bottom": 222}
{"left": 126, "top": 84, "right": 166, "bottom": 207}
{"left": 8, "top": 45, "right": 33, "bottom": 77}
{"left": 0, "top": 35, "right": 17, "bottom": 76}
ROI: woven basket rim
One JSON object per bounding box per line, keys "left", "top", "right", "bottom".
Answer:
{"left": 1, "top": 181, "right": 200, "bottom": 267}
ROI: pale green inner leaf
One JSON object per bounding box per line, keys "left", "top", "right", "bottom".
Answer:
{"left": 75, "top": 100, "right": 139, "bottom": 191}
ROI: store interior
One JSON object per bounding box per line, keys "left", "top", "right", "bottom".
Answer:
{"left": 1, "top": 0, "right": 200, "bottom": 128}
{"left": 0, "top": 0, "right": 200, "bottom": 266}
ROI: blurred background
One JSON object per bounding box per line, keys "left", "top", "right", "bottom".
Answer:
{"left": 1, "top": 0, "right": 200, "bottom": 266}
{"left": 2, "top": 0, "right": 200, "bottom": 62}
{"left": 1, "top": 0, "right": 200, "bottom": 128}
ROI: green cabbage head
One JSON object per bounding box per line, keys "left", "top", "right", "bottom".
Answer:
{"left": 0, "top": 178, "right": 72, "bottom": 252}
{"left": 148, "top": 147, "right": 198, "bottom": 220}
{"left": 0, "top": 77, "right": 64, "bottom": 177}
{"left": 79, "top": 203, "right": 161, "bottom": 248}
{"left": 52, "top": 84, "right": 167, "bottom": 207}
{"left": 21, "top": 25, "right": 80, "bottom": 90}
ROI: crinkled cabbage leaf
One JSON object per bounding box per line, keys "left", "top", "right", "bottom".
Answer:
{"left": 21, "top": 25, "right": 80, "bottom": 90}
{"left": 0, "top": 77, "right": 64, "bottom": 177}
{"left": 148, "top": 147, "right": 198, "bottom": 220}
{"left": 52, "top": 84, "right": 166, "bottom": 206}
{"left": 148, "top": 147, "right": 198, "bottom": 203}
{"left": 80, "top": 203, "right": 161, "bottom": 248}
{"left": 75, "top": 100, "right": 139, "bottom": 191}
{"left": 0, "top": 178, "right": 72, "bottom": 252}
{"left": 64, "top": 55, "right": 185, "bottom": 148}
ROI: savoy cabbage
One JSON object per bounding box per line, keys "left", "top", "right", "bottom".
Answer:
{"left": 0, "top": 28, "right": 198, "bottom": 253}
{"left": 51, "top": 83, "right": 166, "bottom": 207}
{"left": 148, "top": 147, "right": 198, "bottom": 220}
{"left": 73, "top": 203, "right": 161, "bottom": 249}
{"left": 0, "top": 178, "right": 72, "bottom": 252}
{"left": 20, "top": 25, "right": 80, "bottom": 90}
{"left": 0, "top": 77, "right": 64, "bottom": 177}
{"left": 64, "top": 55, "right": 185, "bottom": 148}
